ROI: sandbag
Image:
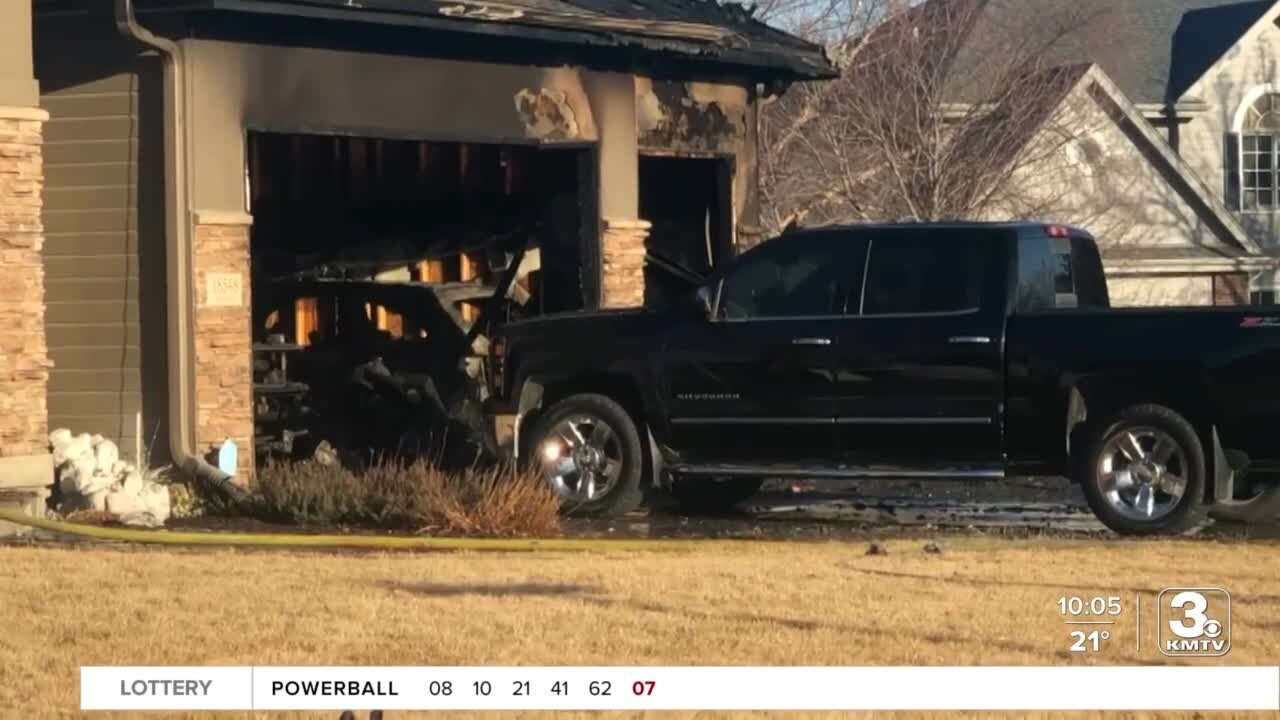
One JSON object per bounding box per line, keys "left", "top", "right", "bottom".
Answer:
{"left": 116, "top": 511, "right": 163, "bottom": 528}
{"left": 104, "top": 488, "right": 144, "bottom": 516}
{"left": 94, "top": 440, "right": 120, "bottom": 475}
{"left": 139, "top": 482, "right": 171, "bottom": 524}
{"left": 71, "top": 453, "right": 97, "bottom": 492}
{"left": 49, "top": 429, "right": 73, "bottom": 463}
{"left": 66, "top": 434, "right": 93, "bottom": 466}
{"left": 76, "top": 471, "right": 115, "bottom": 496}
{"left": 121, "top": 470, "right": 143, "bottom": 496}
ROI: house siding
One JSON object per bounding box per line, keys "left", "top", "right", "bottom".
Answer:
{"left": 1179, "top": 15, "right": 1280, "bottom": 253}
{"left": 1107, "top": 275, "right": 1213, "bottom": 307}
{"left": 34, "top": 18, "right": 168, "bottom": 462}
{"left": 1002, "top": 78, "right": 1236, "bottom": 306}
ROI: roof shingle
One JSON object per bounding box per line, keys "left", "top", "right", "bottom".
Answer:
{"left": 949, "top": 0, "right": 1275, "bottom": 105}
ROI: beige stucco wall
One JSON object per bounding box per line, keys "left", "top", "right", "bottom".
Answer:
{"left": 184, "top": 41, "right": 759, "bottom": 239}
{"left": 1179, "top": 14, "right": 1280, "bottom": 252}
{"left": 1106, "top": 275, "right": 1214, "bottom": 307}
{"left": 185, "top": 39, "right": 611, "bottom": 214}
{"left": 0, "top": 0, "right": 38, "bottom": 107}
{"left": 634, "top": 77, "right": 758, "bottom": 244}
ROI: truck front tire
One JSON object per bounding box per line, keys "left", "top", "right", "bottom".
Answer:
{"left": 524, "top": 393, "right": 646, "bottom": 517}
{"left": 1077, "top": 404, "right": 1207, "bottom": 536}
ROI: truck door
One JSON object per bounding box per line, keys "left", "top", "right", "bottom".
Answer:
{"left": 831, "top": 228, "right": 1008, "bottom": 468}
{"left": 660, "top": 232, "right": 868, "bottom": 466}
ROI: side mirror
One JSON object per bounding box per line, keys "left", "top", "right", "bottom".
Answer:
{"left": 694, "top": 285, "right": 715, "bottom": 319}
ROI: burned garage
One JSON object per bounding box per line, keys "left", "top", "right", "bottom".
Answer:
{"left": 246, "top": 135, "right": 593, "bottom": 468}
{"left": 1, "top": 0, "right": 832, "bottom": 494}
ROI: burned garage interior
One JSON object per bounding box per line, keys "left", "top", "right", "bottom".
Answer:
{"left": 246, "top": 132, "right": 597, "bottom": 468}
{"left": 638, "top": 153, "right": 735, "bottom": 308}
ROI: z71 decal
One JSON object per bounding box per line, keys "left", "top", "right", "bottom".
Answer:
{"left": 1240, "top": 316, "right": 1280, "bottom": 328}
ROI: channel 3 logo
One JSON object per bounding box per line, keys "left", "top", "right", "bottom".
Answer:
{"left": 1158, "top": 588, "right": 1231, "bottom": 657}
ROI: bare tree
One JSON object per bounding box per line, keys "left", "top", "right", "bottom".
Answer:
{"left": 758, "top": 0, "right": 1139, "bottom": 234}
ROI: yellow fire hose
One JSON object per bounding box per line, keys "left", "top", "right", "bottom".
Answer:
{"left": 0, "top": 506, "right": 711, "bottom": 553}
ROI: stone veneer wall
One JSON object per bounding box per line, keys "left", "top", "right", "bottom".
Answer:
{"left": 192, "top": 216, "right": 254, "bottom": 480}
{"left": 0, "top": 108, "right": 51, "bottom": 459}
{"left": 599, "top": 217, "right": 650, "bottom": 308}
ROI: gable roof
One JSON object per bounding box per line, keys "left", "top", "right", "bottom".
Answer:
{"left": 1036, "top": 65, "right": 1264, "bottom": 259}
{"left": 112, "top": 0, "right": 835, "bottom": 80}
{"left": 946, "top": 0, "right": 1276, "bottom": 105}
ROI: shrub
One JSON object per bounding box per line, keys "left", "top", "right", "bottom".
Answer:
{"left": 251, "top": 459, "right": 561, "bottom": 536}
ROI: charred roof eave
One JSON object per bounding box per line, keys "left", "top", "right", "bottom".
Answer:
{"left": 109, "top": 0, "right": 837, "bottom": 82}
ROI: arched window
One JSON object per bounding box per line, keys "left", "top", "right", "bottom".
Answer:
{"left": 1240, "top": 93, "right": 1280, "bottom": 210}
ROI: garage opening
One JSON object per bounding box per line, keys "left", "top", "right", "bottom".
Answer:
{"left": 247, "top": 131, "right": 594, "bottom": 468}
{"left": 638, "top": 154, "right": 734, "bottom": 308}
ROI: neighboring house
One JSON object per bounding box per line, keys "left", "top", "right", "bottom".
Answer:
{"left": 0, "top": 0, "right": 831, "bottom": 502}
{"left": 939, "top": 0, "right": 1280, "bottom": 306}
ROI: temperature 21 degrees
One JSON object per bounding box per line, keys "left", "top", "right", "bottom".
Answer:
{"left": 1069, "top": 630, "right": 1111, "bottom": 653}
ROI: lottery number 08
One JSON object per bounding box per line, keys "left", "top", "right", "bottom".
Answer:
{"left": 428, "top": 681, "right": 453, "bottom": 696}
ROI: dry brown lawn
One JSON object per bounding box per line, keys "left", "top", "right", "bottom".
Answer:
{"left": 3, "top": 536, "right": 1280, "bottom": 720}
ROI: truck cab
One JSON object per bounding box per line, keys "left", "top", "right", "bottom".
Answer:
{"left": 487, "top": 222, "right": 1280, "bottom": 535}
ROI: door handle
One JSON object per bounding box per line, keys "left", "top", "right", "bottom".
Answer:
{"left": 948, "top": 335, "right": 992, "bottom": 345}
{"left": 791, "top": 337, "right": 833, "bottom": 346}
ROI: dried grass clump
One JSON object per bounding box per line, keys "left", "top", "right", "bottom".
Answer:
{"left": 252, "top": 459, "right": 560, "bottom": 537}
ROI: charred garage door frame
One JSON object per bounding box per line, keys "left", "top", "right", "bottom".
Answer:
{"left": 243, "top": 125, "right": 602, "bottom": 311}
{"left": 638, "top": 149, "right": 735, "bottom": 308}
{"left": 242, "top": 125, "right": 601, "bottom": 465}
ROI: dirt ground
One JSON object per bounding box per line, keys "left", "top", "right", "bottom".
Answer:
{"left": 3, "top": 534, "right": 1279, "bottom": 720}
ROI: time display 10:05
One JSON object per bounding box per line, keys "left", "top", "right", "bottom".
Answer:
{"left": 1057, "top": 595, "right": 1122, "bottom": 616}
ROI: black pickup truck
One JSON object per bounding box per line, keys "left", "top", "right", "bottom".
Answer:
{"left": 484, "top": 222, "right": 1280, "bottom": 535}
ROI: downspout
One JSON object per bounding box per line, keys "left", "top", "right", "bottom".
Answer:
{"left": 113, "top": 0, "right": 250, "bottom": 505}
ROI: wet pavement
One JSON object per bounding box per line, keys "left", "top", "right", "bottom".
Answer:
{"left": 566, "top": 477, "right": 1280, "bottom": 541}
{"left": 565, "top": 477, "right": 1108, "bottom": 540}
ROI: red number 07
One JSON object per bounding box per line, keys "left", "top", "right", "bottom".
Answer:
{"left": 632, "top": 681, "right": 655, "bottom": 696}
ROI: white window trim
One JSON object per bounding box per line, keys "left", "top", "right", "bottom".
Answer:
{"left": 1249, "top": 270, "right": 1280, "bottom": 305}
{"left": 1234, "top": 84, "right": 1280, "bottom": 213}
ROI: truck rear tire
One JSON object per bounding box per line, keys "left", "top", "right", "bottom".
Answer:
{"left": 1077, "top": 404, "right": 1207, "bottom": 536}
{"left": 524, "top": 393, "right": 645, "bottom": 518}
{"left": 671, "top": 477, "right": 764, "bottom": 514}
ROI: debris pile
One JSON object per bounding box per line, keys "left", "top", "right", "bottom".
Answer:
{"left": 48, "top": 429, "right": 172, "bottom": 527}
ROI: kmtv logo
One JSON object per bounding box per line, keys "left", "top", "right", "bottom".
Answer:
{"left": 1158, "top": 588, "right": 1231, "bottom": 657}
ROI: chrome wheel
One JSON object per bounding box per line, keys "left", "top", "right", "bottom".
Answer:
{"left": 536, "top": 414, "right": 625, "bottom": 504}
{"left": 1096, "top": 426, "right": 1189, "bottom": 522}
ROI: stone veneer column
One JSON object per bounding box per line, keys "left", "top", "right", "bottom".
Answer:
{"left": 599, "top": 217, "right": 651, "bottom": 308}
{"left": 192, "top": 212, "right": 254, "bottom": 481}
{"left": 0, "top": 106, "right": 53, "bottom": 532}
{"left": 0, "top": 109, "right": 52, "bottom": 460}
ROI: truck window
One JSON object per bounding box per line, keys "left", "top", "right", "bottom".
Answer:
{"left": 1069, "top": 236, "right": 1109, "bottom": 307}
{"left": 716, "top": 234, "right": 865, "bottom": 320}
{"left": 1051, "top": 237, "right": 1078, "bottom": 308}
{"left": 861, "top": 236, "right": 985, "bottom": 315}
{"left": 1014, "top": 232, "right": 1109, "bottom": 312}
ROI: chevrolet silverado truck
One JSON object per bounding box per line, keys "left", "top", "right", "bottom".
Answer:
{"left": 484, "top": 222, "right": 1280, "bottom": 535}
